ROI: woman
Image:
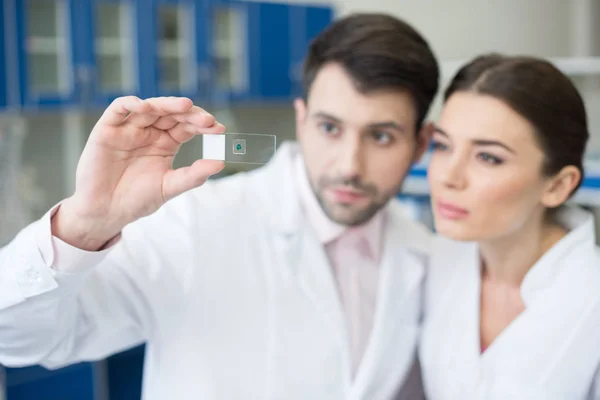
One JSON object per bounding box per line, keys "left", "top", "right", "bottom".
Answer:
{"left": 419, "top": 53, "right": 600, "bottom": 399}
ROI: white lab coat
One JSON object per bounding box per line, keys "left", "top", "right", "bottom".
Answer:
{"left": 419, "top": 205, "right": 600, "bottom": 400}
{"left": 0, "top": 142, "right": 432, "bottom": 400}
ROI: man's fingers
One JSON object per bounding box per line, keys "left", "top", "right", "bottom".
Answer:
{"left": 180, "top": 107, "right": 217, "bottom": 128}
{"left": 152, "top": 106, "right": 225, "bottom": 143}
{"left": 126, "top": 98, "right": 196, "bottom": 128}
{"left": 98, "top": 96, "right": 150, "bottom": 126}
{"left": 168, "top": 120, "right": 226, "bottom": 144}
{"left": 143, "top": 97, "right": 194, "bottom": 115}
{"left": 98, "top": 96, "right": 195, "bottom": 128}
{"left": 162, "top": 159, "right": 225, "bottom": 201}
{"left": 125, "top": 111, "right": 161, "bottom": 129}
{"left": 161, "top": 106, "right": 218, "bottom": 127}
{"left": 153, "top": 115, "right": 179, "bottom": 131}
{"left": 96, "top": 96, "right": 224, "bottom": 144}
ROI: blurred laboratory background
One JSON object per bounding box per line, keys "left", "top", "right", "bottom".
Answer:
{"left": 0, "top": 0, "right": 599, "bottom": 399}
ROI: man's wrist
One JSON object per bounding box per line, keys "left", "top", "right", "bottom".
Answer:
{"left": 51, "top": 198, "right": 122, "bottom": 251}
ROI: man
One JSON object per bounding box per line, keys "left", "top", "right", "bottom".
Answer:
{"left": 0, "top": 13, "right": 438, "bottom": 400}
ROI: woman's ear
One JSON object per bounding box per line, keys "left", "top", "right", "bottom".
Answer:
{"left": 541, "top": 165, "right": 581, "bottom": 207}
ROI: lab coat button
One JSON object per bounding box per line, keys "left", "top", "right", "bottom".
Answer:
{"left": 17, "top": 266, "right": 42, "bottom": 286}
{"left": 27, "top": 269, "right": 42, "bottom": 283}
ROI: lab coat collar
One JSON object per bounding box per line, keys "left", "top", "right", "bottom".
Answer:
{"left": 521, "top": 205, "right": 598, "bottom": 304}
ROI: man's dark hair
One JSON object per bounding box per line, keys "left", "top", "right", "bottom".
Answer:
{"left": 302, "top": 13, "right": 440, "bottom": 129}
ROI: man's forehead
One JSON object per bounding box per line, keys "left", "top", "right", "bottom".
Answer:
{"left": 308, "top": 64, "right": 417, "bottom": 115}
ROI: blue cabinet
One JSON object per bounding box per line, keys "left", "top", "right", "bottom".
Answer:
{"left": 4, "top": 346, "right": 147, "bottom": 400}
{"left": 289, "top": 4, "right": 333, "bottom": 98}
{"left": 14, "top": 0, "right": 81, "bottom": 108}
{"left": 151, "top": 0, "right": 213, "bottom": 101}
{"left": 208, "top": 0, "right": 251, "bottom": 103}
{"left": 0, "top": 3, "right": 8, "bottom": 111}
{"left": 78, "top": 0, "right": 149, "bottom": 106}
{"left": 210, "top": 0, "right": 334, "bottom": 104}
{"left": 6, "top": 362, "right": 102, "bottom": 400}
{"left": 247, "top": 1, "right": 293, "bottom": 100}
{"left": 11, "top": 0, "right": 149, "bottom": 109}
{"left": 106, "top": 345, "right": 145, "bottom": 400}
{"left": 0, "top": 0, "right": 6, "bottom": 109}
{"left": 4, "top": 0, "right": 335, "bottom": 110}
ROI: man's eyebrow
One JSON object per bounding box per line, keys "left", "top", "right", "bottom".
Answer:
{"left": 312, "top": 112, "right": 342, "bottom": 123}
{"left": 369, "top": 121, "right": 406, "bottom": 133}
{"left": 313, "top": 113, "right": 407, "bottom": 133}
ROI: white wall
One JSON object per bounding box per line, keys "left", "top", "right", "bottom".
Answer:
{"left": 345, "top": 0, "right": 573, "bottom": 59}
{"left": 260, "top": 0, "right": 574, "bottom": 59}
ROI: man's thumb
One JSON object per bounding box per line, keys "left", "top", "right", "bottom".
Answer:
{"left": 162, "top": 159, "right": 225, "bottom": 201}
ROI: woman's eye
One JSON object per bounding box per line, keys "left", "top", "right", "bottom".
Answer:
{"left": 478, "top": 152, "right": 504, "bottom": 165}
{"left": 431, "top": 140, "right": 449, "bottom": 151}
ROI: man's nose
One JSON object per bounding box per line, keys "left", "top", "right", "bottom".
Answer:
{"left": 337, "top": 134, "right": 364, "bottom": 179}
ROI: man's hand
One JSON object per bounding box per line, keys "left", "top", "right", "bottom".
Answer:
{"left": 52, "top": 96, "right": 225, "bottom": 251}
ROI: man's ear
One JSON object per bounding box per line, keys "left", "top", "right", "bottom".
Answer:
{"left": 414, "top": 121, "right": 434, "bottom": 163}
{"left": 294, "top": 98, "right": 307, "bottom": 139}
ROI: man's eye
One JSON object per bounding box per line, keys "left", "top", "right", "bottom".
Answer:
{"left": 318, "top": 122, "right": 340, "bottom": 136}
{"left": 373, "top": 131, "right": 392, "bottom": 145}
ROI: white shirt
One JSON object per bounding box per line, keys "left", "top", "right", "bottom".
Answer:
{"left": 419, "top": 205, "right": 600, "bottom": 400}
{"left": 0, "top": 142, "right": 432, "bottom": 400}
